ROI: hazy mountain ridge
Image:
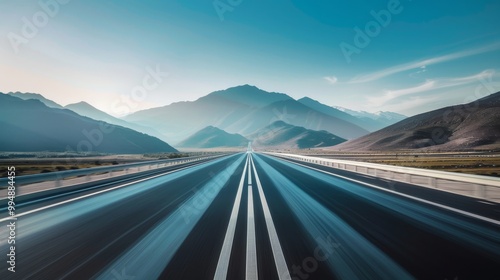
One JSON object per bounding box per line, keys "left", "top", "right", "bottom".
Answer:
{"left": 125, "top": 91, "right": 252, "bottom": 144}
{"left": 209, "top": 84, "right": 293, "bottom": 108}
{"left": 226, "top": 98, "right": 368, "bottom": 138}
{"left": 298, "top": 97, "right": 394, "bottom": 131}
{"left": 0, "top": 94, "right": 177, "bottom": 153}
{"left": 3, "top": 86, "right": 421, "bottom": 152}
{"left": 249, "top": 121, "right": 346, "bottom": 149}
{"left": 333, "top": 105, "right": 405, "bottom": 120}
{"left": 333, "top": 91, "right": 500, "bottom": 151}
{"left": 125, "top": 85, "right": 370, "bottom": 143}
{"left": 178, "top": 126, "right": 248, "bottom": 148}
{"left": 8, "top": 92, "right": 64, "bottom": 109}
{"left": 65, "top": 101, "right": 168, "bottom": 142}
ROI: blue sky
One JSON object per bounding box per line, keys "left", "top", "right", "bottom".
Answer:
{"left": 1, "top": 0, "right": 500, "bottom": 116}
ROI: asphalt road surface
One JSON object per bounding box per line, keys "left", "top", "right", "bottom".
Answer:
{"left": 1, "top": 152, "right": 499, "bottom": 279}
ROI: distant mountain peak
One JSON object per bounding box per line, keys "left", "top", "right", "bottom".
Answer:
{"left": 213, "top": 84, "right": 278, "bottom": 95}
{"left": 300, "top": 97, "right": 393, "bottom": 119}
{"left": 374, "top": 111, "right": 407, "bottom": 118}
{"left": 65, "top": 101, "right": 106, "bottom": 116}
{"left": 207, "top": 84, "right": 293, "bottom": 108}
{"left": 271, "top": 120, "right": 288, "bottom": 126}
{"left": 297, "top": 96, "right": 316, "bottom": 102}
{"left": 198, "top": 125, "right": 220, "bottom": 132}
{"left": 332, "top": 105, "right": 406, "bottom": 122}
{"left": 65, "top": 101, "right": 99, "bottom": 111}
{"left": 231, "top": 84, "right": 259, "bottom": 90}
{"left": 70, "top": 101, "right": 93, "bottom": 106}
{"left": 178, "top": 125, "right": 248, "bottom": 148}
{"left": 249, "top": 121, "right": 346, "bottom": 149}
{"left": 64, "top": 101, "right": 168, "bottom": 142}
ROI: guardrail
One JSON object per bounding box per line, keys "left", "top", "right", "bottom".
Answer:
{"left": 0, "top": 154, "right": 229, "bottom": 189}
{"left": 265, "top": 152, "right": 500, "bottom": 203}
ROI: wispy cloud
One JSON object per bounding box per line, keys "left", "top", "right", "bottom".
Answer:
{"left": 378, "top": 95, "right": 440, "bottom": 114}
{"left": 367, "top": 69, "right": 496, "bottom": 107}
{"left": 368, "top": 80, "right": 436, "bottom": 106}
{"left": 324, "top": 76, "right": 338, "bottom": 84}
{"left": 350, "top": 42, "right": 500, "bottom": 83}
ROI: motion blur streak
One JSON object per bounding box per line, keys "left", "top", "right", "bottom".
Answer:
{"left": 253, "top": 154, "right": 413, "bottom": 279}
{"left": 96, "top": 154, "right": 246, "bottom": 280}
{"left": 259, "top": 154, "right": 500, "bottom": 257}
{"left": 0, "top": 155, "right": 241, "bottom": 248}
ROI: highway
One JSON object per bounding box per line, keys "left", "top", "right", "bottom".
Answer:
{"left": 1, "top": 152, "right": 499, "bottom": 279}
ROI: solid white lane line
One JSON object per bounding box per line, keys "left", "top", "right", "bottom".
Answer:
{"left": 246, "top": 183, "right": 258, "bottom": 280}
{"left": 248, "top": 155, "right": 253, "bottom": 186}
{"left": 478, "top": 201, "right": 495, "bottom": 206}
{"left": 214, "top": 155, "right": 249, "bottom": 280}
{"left": 250, "top": 155, "right": 291, "bottom": 280}
{"left": 268, "top": 154, "right": 500, "bottom": 226}
{"left": 0, "top": 160, "right": 214, "bottom": 223}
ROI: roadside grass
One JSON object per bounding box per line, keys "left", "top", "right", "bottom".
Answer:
{"left": 0, "top": 151, "right": 220, "bottom": 178}
{"left": 0, "top": 162, "right": 115, "bottom": 177}
{"left": 366, "top": 157, "right": 500, "bottom": 177}
{"left": 283, "top": 150, "right": 500, "bottom": 178}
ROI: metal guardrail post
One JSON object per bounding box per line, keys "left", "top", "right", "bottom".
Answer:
{"left": 0, "top": 154, "right": 233, "bottom": 189}
{"left": 429, "top": 177, "right": 436, "bottom": 187}
{"left": 475, "top": 184, "right": 486, "bottom": 198}
{"left": 265, "top": 152, "right": 500, "bottom": 202}
{"left": 405, "top": 173, "right": 411, "bottom": 183}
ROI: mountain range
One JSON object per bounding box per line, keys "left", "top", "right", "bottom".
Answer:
{"left": 0, "top": 93, "right": 177, "bottom": 153}
{"left": 178, "top": 126, "right": 248, "bottom": 148}
{"left": 298, "top": 97, "right": 406, "bottom": 131}
{"left": 178, "top": 121, "right": 346, "bottom": 150}
{"left": 3, "top": 86, "right": 499, "bottom": 152}
{"left": 6, "top": 86, "right": 408, "bottom": 149}
{"left": 249, "top": 121, "right": 346, "bottom": 149}
{"left": 65, "top": 101, "right": 168, "bottom": 142}
{"left": 124, "top": 85, "right": 372, "bottom": 144}
{"left": 334, "top": 91, "right": 500, "bottom": 151}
